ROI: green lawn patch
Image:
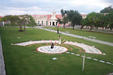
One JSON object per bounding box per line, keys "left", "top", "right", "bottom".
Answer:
{"left": 45, "top": 26, "right": 113, "bottom": 43}
{"left": 0, "top": 27, "right": 113, "bottom": 75}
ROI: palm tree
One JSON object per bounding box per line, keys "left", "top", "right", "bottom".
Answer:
{"left": 56, "top": 18, "right": 62, "bottom": 34}
{"left": 61, "top": 9, "right": 68, "bottom": 28}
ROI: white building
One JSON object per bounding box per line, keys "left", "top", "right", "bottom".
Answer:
{"left": 32, "top": 12, "right": 62, "bottom": 26}
{"left": 32, "top": 12, "right": 87, "bottom": 26}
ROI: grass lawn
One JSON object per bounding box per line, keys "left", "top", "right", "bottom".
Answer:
{"left": 0, "top": 27, "right": 113, "bottom": 75}
{"left": 45, "top": 26, "right": 113, "bottom": 43}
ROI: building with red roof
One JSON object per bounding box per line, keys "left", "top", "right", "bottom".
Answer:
{"left": 32, "top": 12, "right": 86, "bottom": 26}
{"left": 32, "top": 12, "right": 62, "bottom": 26}
{"left": 0, "top": 16, "right": 2, "bottom": 18}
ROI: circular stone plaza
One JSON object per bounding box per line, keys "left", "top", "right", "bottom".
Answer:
{"left": 37, "top": 46, "right": 68, "bottom": 54}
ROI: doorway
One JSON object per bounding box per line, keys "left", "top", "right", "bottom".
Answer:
{"left": 53, "top": 22, "right": 55, "bottom": 26}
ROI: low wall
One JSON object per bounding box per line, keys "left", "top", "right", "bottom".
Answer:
{"left": 0, "top": 37, "right": 6, "bottom": 75}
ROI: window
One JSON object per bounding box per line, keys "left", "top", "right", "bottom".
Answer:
{"left": 42, "top": 21, "right": 43, "bottom": 25}
{"left": 50, "top": 22, "right": 51, "bottom": 25}
{"left": 46, "top": 21, "right": 48, "bottom": 25}
{"left": 38, "top": 21, "right": 40, "bottom": 24}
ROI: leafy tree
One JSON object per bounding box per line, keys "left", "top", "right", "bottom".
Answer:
{"left": 96, "top": 13, "right": 106, "bottom": 28}
{"left": 91, "top": 13, "right": 105, "bottom": 28}
{"left": 85, "top": 12, "right": 99, "bottom": 30}
{"left": 66, "top": 10, "right": 82, "bottom": 30}
{"left": 105, "top": 12, "right": 113, "bottom": 30}
{"left": 0, "top": 15, "right": 20, "bottom": 26}
{"left": 0, "top": 15, "right": 36, "bottom": 32}
{"left": 81, "top": 18, "right": 89, "bottom": 29}
{"left": 28, "top": 15, "right": 37, "bottom": 27}
{"left": 81, "top": 12, "right": 108, "bottom": 30}
{"left": 18, "top": 15, "right": 36, "bottom": 31}
{"left": 18, "top": 15, "right": 28, "bottom": 31}
{"left": 100, "top": 6, "right": 113, "bottom": 13}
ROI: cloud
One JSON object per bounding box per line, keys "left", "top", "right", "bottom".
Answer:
{"left": 0, "top": 0, "right": 112, "bottom": 16}
{"left": 38, "top": 0, "right": 111, "bottom": 13}
{"left": 10, "top": 0, "right": 112, "bottom": 7}
{"left": 10, "top": 0, "right": 38, "bottom": 3}
{"left": 67, "top": 0, "right": 111, "bottom": 13}
{"left": 70, "top": 0, "right": 110, "bottom": 7}
{"left": 0, "top": 6, "right": 50, "bottom": 16}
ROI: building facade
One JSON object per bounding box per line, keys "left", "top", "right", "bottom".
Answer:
{"left": 32, "top": 12, "right": 87, "bottom": 26}
{"left": 32, "top": 12, "right": 62, "bottom": 26}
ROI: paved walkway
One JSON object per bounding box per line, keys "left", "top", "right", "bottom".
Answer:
{"left": 0, "top": 37, "right": 6, "bottom": 75}
{"left": 37, "top": 27, "right": 113, "bottom": 47}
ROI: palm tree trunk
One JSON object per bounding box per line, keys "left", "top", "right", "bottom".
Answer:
{"left": 90, "top": 25, "right": 93, "bottom": 31}
{"left": 80, "top": 25, "right": 84, "bottom": 29}
{"left": 19, "top": 24, "right": 23, "bottom": 32}
{"left": 63, "top": 23, "right": 65, "bottom": 29}
{"left": 110, "top": 27, "right": 112, "bottom": 31}
{"left": 57, "top": 26, "right": 59, "bottom": 34}
{"left": 24, "top": 24, "right": 26, "bottom": 31}
{"left": 73, "top": 25, "right": 74, "bottom": 30}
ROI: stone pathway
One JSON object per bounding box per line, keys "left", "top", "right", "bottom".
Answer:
{"left": 37, "top": 27, "right": 113, "bottom": 47}
{"left": 0, "top": 37, "right": 6, "bottom": 75}
{"left": 66, "top": 51, "right": 113, "bottom": 66}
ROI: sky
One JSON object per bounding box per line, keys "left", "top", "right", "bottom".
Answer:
{"left": 0, "top": 0, "right": 113, "bottom": 16}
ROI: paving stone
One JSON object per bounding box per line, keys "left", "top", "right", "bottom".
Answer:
{"left": 52, "top": 57, "right": 57, "bottom": 60}
{"left": 75, "top": 54, "right": 80, "bottom": 56}
{"left": 106, "top": 62, "right": 112, "bottom": 64}
{"left": 93, "top": 58, "right": 98, "bottom": 61}
{"left": 99, "top": 60, "right": 105, "bottom": 63}
{"left": 71, "top": 53, "right": 75, "bottom": 55}
{"left": 66, "top": 52, "right": 70, "bottom": 54}
{"left": 86, "top": 57, "right": 92, "bottom": 59}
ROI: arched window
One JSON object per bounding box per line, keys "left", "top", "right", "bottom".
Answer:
{"left": 50, "top": 22, "right": 51, "bottom": 25}
{"left": 46, "top": 21, "right": 48, "bottom": 25}
{"left": 53, "top": 22, "right": 55, "bottom": 26}
{"left": 38, "top": 21, "right": 40, "bottom": 24}
{"left": 42, "top": 21, "right": 43, "bottom": 25}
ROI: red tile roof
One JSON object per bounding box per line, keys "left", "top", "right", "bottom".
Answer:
{"left": 32, "top": 14, "right": 62, "bottom": 20}
{"left": 32, "top": 14, "right": 86, "bottom": 20}
{"left": 56, "top": 15, "right": 62, "bottom": 19}
{"left": 0, "top": 16, "right": 2, "bottom": 18}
